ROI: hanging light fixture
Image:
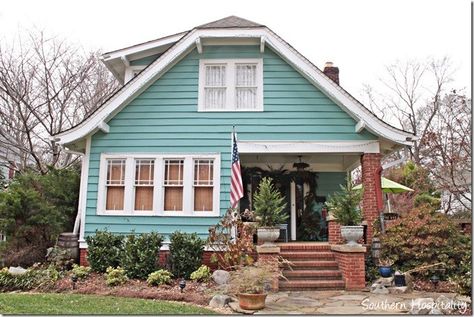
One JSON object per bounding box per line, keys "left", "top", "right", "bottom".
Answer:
{"left": 293, "top": 156, "right": 309, "bottom": 172}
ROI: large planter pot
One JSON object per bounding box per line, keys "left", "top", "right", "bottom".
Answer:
{"left": 257, "top": 227, "right": 280, "bottom": 246}
{"left": 340, "top": 225, "right": 364, "bottom": 246}
{"left": 379, "top": 266, "right": 392, "bottom": 278}
{"left": 238, "top": 293, "right": 267, "bottom": 310}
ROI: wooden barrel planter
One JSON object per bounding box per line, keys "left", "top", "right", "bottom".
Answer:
{"left": 56, "top": 233, "right": 79, "bottom": 262}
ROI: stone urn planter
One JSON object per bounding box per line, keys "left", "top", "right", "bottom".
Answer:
{"left": 238, "top": 293, "right": 267, "bottom": 310}
{"left": 340, "top": 225, "right": 364, "bottom": 246}
{"left": 257, "top": 227, "right": 280, "bottom": 246}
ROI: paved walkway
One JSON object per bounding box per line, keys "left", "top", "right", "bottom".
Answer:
{"left": 249, "top": 290, "right": 469, "bottom": 315}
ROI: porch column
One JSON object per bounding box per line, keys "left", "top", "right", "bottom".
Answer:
{"left": 361, "top": 153, "right": 383, "bottom": 246}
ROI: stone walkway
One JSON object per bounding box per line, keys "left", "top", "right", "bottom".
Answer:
{"left": 245, "top": 290, "right": 471, "bottom": 315}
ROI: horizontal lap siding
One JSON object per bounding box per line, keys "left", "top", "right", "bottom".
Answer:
{"left": 85, "top": 45, "right": 375, "bottom": 240}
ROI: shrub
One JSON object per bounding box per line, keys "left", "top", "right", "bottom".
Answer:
{"left": 326, "top": 182, "right": 362, "bottom": 226}
{"left": 71, "top": 264, "right": 91, "bottom": 279}
{"left": 121, "top": 232, "right": 163, "bottom": 279}
{"left": 253, "top": 177, "right": 288, "bottom": 227}
{"left": 147, "top": 269, "right": 173, "bottom": 286}
{"left": 86, "top": 230, "right": 124, "bottom": 273}
{"left": 380, "top": 206, "right": 470, "bottom": 285}
{"left": 105, "top": 266, "right": 128, "bottom": 287}
{"left": 169, "top": 231, "right": 205, "bottom": 279}
{"left": 0, "top": 265, "right": 61, "bottom": 291}
{"left": 190, "top": 265, "right": 211, "bottom": 282}
{"left": 207, "top": 208, "right": 255, "bottom": 270}
{"left": 0, "top": 167, "right": 80, "bottom": 266}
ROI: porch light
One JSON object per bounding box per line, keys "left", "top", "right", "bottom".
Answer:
{"left": 293, "top": 156, "right": 309, "bottom": 171}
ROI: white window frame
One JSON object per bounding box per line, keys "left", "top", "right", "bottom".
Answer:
{"left": 97, "top": 153, "right": 221, "bottom": 217}
{"left": 198, "top": 59, "right": 263, "bottom": 112}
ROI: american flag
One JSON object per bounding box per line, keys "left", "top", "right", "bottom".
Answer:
{"left": 230, "top": 130, "right": 243, "bottom": 208}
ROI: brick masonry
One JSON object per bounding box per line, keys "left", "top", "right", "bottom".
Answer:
{"left": 327, "top": 221, "right": 343, "bottom": 244}
{"left": 361, "top": 153, "right": 383, "bottom": 246}
{"left": 332, "top": 247, "right": 366, "bottom": 290}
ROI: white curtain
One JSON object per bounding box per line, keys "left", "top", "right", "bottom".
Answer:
{"left": 204, "top": 65, "right": 226, "bottom": 109}
{"left": 236, "top": 64, "right": 257, "bottom": 109}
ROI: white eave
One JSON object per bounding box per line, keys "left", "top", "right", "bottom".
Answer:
{"left": 54, "top": 27, "right": 415, "bottom": 147}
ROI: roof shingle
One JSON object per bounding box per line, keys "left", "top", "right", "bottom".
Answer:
{"left": 197, "top": 15, "right": 264, "bottom": 29}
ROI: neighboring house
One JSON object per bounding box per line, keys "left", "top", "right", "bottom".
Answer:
{"left": 53, "top": 17, "right": 415, "bottom": 271}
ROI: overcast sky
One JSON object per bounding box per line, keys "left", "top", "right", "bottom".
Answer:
{"left": 0, "top": 0, "right": 471, "bottom": 98}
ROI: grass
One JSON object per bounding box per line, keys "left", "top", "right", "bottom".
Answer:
{"left": 0, "top": 293, "right": 216, "bottom": 315}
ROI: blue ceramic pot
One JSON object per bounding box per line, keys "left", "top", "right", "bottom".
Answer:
{"left": 379, "top": 266, "right": 392, "bottom": 277}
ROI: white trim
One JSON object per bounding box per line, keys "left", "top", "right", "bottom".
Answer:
{"left": 55, "top": 27, "right": 414, "bottom": 146}
{"left": 78, "top": 137, "right": 91, "bottom": 242}
{"left": 97, "top": 121, "right": 110, "bottom": 133}
{"left": 121, "top": 56, "right": 130, "bottom": 67}
{"left": 290, "top": 181, "right": 296, "bottom": 241}
{"left": 124, "top": 65, "right": 147, "bottom": 83}
{"left": 196, "top": 38, "right": 203, "bottom": 54}
{"left": 238, "top": 140, "right": 380, "bottom": 154}
{"left": 96, "top": 153, "right": 221, "bottom": 217}
{"left": 260, "top": 36, "right": 265, "bottom": 53}
{"left": 197, "top": 58, "right": 263, "bottom": 112}
{"left": 355, "top": 120, "right": 366, "bottom": 133}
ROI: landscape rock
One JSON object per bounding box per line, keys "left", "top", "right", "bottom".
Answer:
{"left": 212, "top": 270, "right": 230, "bottom": 285}
{"left": 209, "top": 294, "right": 232, "bottom": 308}
{"left": 388, "top": 286, "right": 409, "bottom": 294}
{"left": 409, "top": 298, "right": 435, "bottom": 315}
{"left": 370, "top": 283, "right": 389, "bottom": 294}
{"left": 374, "top": 276, "right": 394, "bottom": 287}
{"left": 8, "top": 266, "right": 27, "bottom": 275}
{"left": 428, "top": 308, "right": 443, "bottom": 315}
{"left": 455, "top": 295, "right": 471, "bottom": 304}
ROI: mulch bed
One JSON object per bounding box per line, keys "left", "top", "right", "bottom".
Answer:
{"left": 46, "top": 273, "right": 214, "bottom": 306}
{"left": 413, "top": 278, "right": 459, "bottom": 293}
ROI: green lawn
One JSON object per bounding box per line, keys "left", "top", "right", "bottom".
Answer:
{"left": 0, "top": 293, "right": 215, "bottom": 315}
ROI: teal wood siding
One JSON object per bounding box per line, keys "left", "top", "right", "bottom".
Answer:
{"left": 84, "top": 45, "right": 375, "bottom": 241}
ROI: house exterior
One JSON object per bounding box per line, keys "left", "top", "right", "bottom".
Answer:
{"left": 53, "top": 17, "right": 415, "bottom": 271}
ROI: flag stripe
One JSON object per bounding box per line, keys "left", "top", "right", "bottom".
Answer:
{"left": 230, "top": 131, "right": 244, "bottom": 208}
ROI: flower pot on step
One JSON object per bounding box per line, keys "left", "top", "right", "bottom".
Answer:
{"left": 340, "top": 225, "right": 364, "bottom": 245}
{"left": 238, "top": 293, "right": 267, "bottom": 310}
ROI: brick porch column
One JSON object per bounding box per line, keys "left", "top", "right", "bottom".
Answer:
{"left": 361, "top": 153, "right": 383, "bottom": 246}
{"left": 331, "top": 244, "right": 366, "bottom": 290}
{"left": 327, "top": 213, "right": 343, "bottom": 244}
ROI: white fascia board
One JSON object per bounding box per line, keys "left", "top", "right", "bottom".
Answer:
{"left": 238, "top": 140, "right": 380, "bottom": 154}
{"left": 55, "top": 27, "right": 414, "bottom": 146}
{"left": 102, "top": 32, "right": 187, "bottom": 62}
{"left": 355, "top": 120, "right": 366, "bottom": 133}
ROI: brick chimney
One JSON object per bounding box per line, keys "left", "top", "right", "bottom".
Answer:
{"left": 323, "top": 62, "right": 339, "bottom": 85}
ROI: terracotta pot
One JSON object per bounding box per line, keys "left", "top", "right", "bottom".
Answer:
{"left": 257, "top": 227, "right": 280, "bottom": 246}
{"left": 238, "top": 293, "right": 267, "bottom": 310}
{"left": 340, "top": 225, "right": 364, "bottom": 245}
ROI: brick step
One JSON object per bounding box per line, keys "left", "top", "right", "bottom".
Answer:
{"left": 282, "top": 269, "right": 342, "bottom": 280}
{"left": 280, "top": 251, "right": 335, "bottom": 260}
{"left": 279, "top": 279, "right": 345, "bottom": 291}
{"left": 283, "top": 260, "right": 339, "bottom": 270}
{"left": 278, "top": 244, "right": 331, "bottom": 252}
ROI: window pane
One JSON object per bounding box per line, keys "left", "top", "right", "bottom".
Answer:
{"left": 164, "top": 160, "right": 184, "bottom": 185}
{"left": 194, "top": 187, "right": 213, "bottom": 211}
{"left": 135, "top": 187, "right": 153, "bottom": 210}
{"left": 236, "top": 64, "right": 257, "bottom": 86}
{"left": 106, "top": 186, "right": 124, "bottom": 210}
{"left": 236, "top": 88, "right": 257, "bottom": 109}
{"left": 194, "top": 159, "right": 213, "bottom": 186}
{"left": 204, "top": 88, "right": 226, "bottom": 109}
{"left": 135, "top": 159, "right": 154, "bottom": 185}
{"left": 205, "top": 65, "right": 226, "bottom": 86}
{"left": 107, "top": 159, "right": 125, "bottom": 185}
{"left": 164, "top": 187, "right": 183, "bottom": 211}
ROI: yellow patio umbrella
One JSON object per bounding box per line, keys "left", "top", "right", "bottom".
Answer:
{"left": 353, "top": 177, "right": 414, "bottom": 193}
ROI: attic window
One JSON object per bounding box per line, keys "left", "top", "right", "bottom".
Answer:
{"left": 198, "top": 59, "right": 263, "bottom": 111}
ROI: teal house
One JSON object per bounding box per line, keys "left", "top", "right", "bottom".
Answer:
{"left": 54, "top": 16, "right": 414, "bottom": 260}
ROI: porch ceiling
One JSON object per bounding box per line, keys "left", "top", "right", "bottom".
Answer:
{"left": 240, "top": 153, "right": 360, "bottom": 172}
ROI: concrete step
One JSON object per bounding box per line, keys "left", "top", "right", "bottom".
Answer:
{"left": 282, "top": 269, "right": 342, "bottom": 280}
{"left": 279, "top": 279, "right": 345, "bottom": 291}
{"left": 283, "top": 260, "right": 339, "bottom": 270}
{"left": 280, "top": 251, "right": 335, "bottom": 260}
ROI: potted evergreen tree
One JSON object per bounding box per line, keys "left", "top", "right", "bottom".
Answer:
{"left": 253, "top": 177, "right": 288, "bottom": 246}
{"left": 326, "top": 182, "right": 363, "bottom": 245}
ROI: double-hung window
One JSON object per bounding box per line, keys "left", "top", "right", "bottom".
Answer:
{"left": 98, "top": 154, "right": 220, "bottom": 216}
{"left": 199, "top": 59, "right": 263, "bottom": 111}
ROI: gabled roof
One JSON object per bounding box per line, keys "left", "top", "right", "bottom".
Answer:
{"left": 54, "top": 16, "right": 416, "bottom": 151}
{"left": 197, "top": 16, "right": 263, "bottom": 29}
